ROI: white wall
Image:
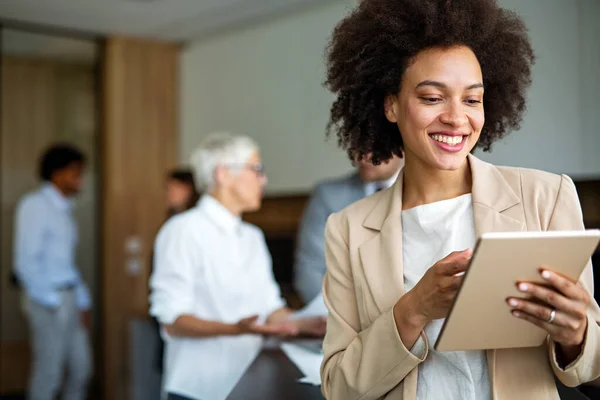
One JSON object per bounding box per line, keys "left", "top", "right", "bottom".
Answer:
{"left": 475, "top": 0, "right": 600, "bottom": 178}
{"left": 578, "top": 0, "right": 600, "bottom": 176}
{"left": 181, "top": 0, "right": 600, "bottom": 194}
{"left": 180, "top": 0, "right": 354, "bottom": 194}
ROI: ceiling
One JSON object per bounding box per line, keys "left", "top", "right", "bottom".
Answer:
{"left": 3, "top": 29, "right": 97, "bottom": 63}
{"left": 0, "top": 0, "right": 329, "bottom": 42}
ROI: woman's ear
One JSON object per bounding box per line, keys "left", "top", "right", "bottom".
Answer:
{"left": 384, "top": 94, "right": 398, "bottom": 123}
{"left": 214, "top": 165, "right": 228, "bottom": 187}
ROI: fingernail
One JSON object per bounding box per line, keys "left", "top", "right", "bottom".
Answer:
{"left": 508, "top": 299, "right": 518, "bottom": 307}
{"left": 518, "top": 283, "right": 528, "bottom": 292}
{"left": 541, "top": 270, "right": 551, "bottom": 280}
{"left": 512, "top": 311, "right": 521, "bottom": 317}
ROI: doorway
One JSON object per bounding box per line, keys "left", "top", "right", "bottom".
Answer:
{"left": 0, "top": 25, "right": 101, "bottom": 397}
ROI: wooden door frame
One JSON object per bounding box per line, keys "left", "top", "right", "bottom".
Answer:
{"left": 100, "top": 37, "right": 179, "bottom": 400}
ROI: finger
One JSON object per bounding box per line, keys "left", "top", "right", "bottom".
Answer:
{"left": 438, "top": 260, "right": 470, "bottom": 276}
{"left": 515, "top": 282, "right": 586, "bottom": 321}
{"left": 511, "top": 309, "right": 559, "bottom": 334}
{"left": 447, "top": 249, "right": 473, "bottom": 259}
{"left": 440, "top": 249, "right": 473, "bottom": 263}
{"left": 507, "top": 298, "right": 572, "bottom": 329}
{"left": 241, "top": 315, "right": 259, "bottom": 324}
{"left": 270, "top": 321, "right": 299, "bottom": 336}
{"left": 540, "top": 269, "right": 590, "bottom": 303}
{"left": 449, "top": 275, "right": 464, "bottom": 289}
{"left": 439, "top": 274, "right": 463, "bottom": 291}
{"left": 252, "top": 324, "right": 287, "bottom": 335}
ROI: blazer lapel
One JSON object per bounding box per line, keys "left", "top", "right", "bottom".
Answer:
{"left": 469, "top": 154, "right": 525, "bottom": 236}
{"left": 358, "top": 171, "right": 406, "bottom": 314}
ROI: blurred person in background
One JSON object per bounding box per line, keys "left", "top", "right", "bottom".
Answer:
{"left": 152, "top": 168, "right": 201, "bottom": 375}
{"left": 166, "top": 168, "right": 200, "bottom": 218}
{"left": 294, "top": 153, "right": 404, "bottom": 303}
{"left": 14, "top": 143, "right": 92, "bottom": 400}
{"left": 149, "top": 132, "right": 327, "bottom": 400}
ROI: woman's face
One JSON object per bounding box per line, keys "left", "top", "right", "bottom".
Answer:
{"left": 166, "top": 179, "right": 193, "bottom": 212}
{"left": 385, "top": 45, "right": 485, "bottom": 172}
{"left": 228, "top": 151, "right": 267, "bottom": 213}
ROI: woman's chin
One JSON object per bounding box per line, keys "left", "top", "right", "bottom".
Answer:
{"left": 428, "top": 152, "right": 470, "bottom": 172}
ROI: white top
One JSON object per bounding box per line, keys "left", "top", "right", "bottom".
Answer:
{"left": 149, "top": 195, "right": 285, "bottom": 400}
{"left": 402, "top": 194, "right": 490, "bottom": 400}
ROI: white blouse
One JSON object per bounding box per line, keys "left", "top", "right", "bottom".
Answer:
{"left": 149, "top": 195, "right": 285, "bottom": 400}
{"left": 402, "top": 194, "right": 491, "bottom": 400}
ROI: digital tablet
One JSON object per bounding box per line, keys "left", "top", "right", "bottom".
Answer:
{"left": 434, "top": 230, "right": 600, "bottom": 352}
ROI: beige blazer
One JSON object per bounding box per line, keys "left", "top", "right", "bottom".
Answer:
{"left": 320, "top": 154, "right": 600, "bottom": 400}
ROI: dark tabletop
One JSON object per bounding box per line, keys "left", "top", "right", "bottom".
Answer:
{"left": 225, "top": 348, "right": 598, "bottom": 400}
{"left": 227, "top": 348, "right": 325, "bottom": 400}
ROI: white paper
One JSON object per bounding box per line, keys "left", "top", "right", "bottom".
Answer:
{"left": 298, "top": 376, "right": 322, "bottom": 386}
{"left": 291, "top": 292, "right": 327, "bottom": 319}
{"left": 217, "top": 338, "right": 263, "bottom": 399}
{"left": 281, "top": 343, "right": 323, "bottom": 386}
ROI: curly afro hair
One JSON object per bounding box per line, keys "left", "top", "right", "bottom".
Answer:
{"left": 325, "top": 0, "right": 535, "bottom": 164}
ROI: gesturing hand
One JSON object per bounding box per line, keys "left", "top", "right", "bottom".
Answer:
{"left": 292, "top": 316, "right": 327, "bottom": 337}
{"left": 236, "top": 315, "right": 299, "bottom": 336}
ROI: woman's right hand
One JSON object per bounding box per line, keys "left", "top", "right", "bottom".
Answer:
{"left": 393, "top": 249, "right": 472, "bottom": 349}
{"left": 236, "top": 315, "right": 298, "bottom": 336}
{"left": 403, "top": 249, "right": 472, "bottom": 323}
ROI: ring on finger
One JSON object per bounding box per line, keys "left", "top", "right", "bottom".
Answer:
{"left": 547, "top": 309, "right": 556, "bottom": 323}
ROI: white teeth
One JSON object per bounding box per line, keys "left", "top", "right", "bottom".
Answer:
{"left": 431, "top": 134, "right": 464, "bottom": 145}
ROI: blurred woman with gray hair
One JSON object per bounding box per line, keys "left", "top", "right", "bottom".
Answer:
{"left": 149, "top": 132, "right": 326, "bottom": 400}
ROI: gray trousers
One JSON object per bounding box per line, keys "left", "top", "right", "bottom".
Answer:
{"left": 22, "top": 290, "right": 92, "bottom": 400}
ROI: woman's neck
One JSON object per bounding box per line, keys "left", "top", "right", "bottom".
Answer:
{"left": 210, "top": 189, "right": 242, "bottom": 217}
{"left": 402, "top": 155, "right": 472, "bottom": 210}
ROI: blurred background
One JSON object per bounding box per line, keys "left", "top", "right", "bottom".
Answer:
{"left": 0, "top": 0, "right": 598, "bottom": 399}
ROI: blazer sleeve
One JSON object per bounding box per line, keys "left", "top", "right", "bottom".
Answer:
{"left": 320, "top": 212, "right": 427, "bottom": 400}
{"left": 546, "top": 174, "right": 600, "bottom": 387}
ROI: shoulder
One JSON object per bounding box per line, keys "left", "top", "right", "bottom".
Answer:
{"left": 16, "top": 189, "right": 47, "bottom": 213}
{"left": 495, "top": 164, "right": 571, "bottom": 205}
{"left": 492, "top": 164, "right": 580, "bottom": 229}
{"left": 325, "top": 188, "right": 387, "bottom": 240}
{"left": 308, "top": 173, "right": 362, "bottom": 214}
{"left": 241, "top": 221, "right": 266, "bottom": 240}
{"left": 155, "top": 208, "right": 205, "bottom": 242}
{"left": 313, "top": 173, "right": 359, "bottom": 197}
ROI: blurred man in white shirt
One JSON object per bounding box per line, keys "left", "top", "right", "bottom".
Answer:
{"left": 149, "top": 133, "right": 326, "bottom": 400}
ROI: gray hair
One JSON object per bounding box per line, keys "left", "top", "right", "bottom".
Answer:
{"left": 189, "top": 132, "right": 259, "bottom": 192}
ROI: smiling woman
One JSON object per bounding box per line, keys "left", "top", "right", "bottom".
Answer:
{"left": 319, "top": 0, "right": 600, "bottom": 400}
{"left": 325, "top": 0, "right": 534, "bottom": 167}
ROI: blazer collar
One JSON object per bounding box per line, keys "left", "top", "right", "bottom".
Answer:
{"left": 363, "top": 154, "right": 522, "bottom": 232}
{"left": 468, "top": 154, "right": 520, "bottom": 213}
{"left": 359, "top": 154, "right": 525, "bottom": 314}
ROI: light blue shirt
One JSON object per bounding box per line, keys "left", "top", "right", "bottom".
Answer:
{"left": 14, "top": 183, "right": 91, "bottom": 310}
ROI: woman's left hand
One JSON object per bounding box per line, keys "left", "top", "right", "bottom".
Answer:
{"left": 507, "top": 269, "right": 590, "bottom": 361}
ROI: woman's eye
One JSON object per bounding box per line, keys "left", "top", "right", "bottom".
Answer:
{"left": 466, "top": 99, "right": 482, "bottom": 105}
{"left": 420, "top": 97, "right": 442, "bottom": 103}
